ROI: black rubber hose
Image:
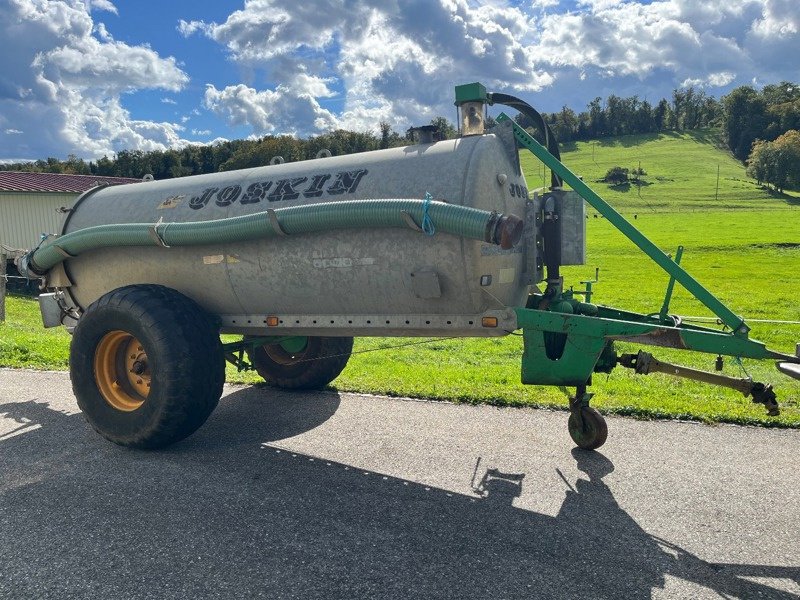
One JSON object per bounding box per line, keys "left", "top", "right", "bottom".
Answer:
{"left": 488, "top": 92, "right": 563, "bottom": 189}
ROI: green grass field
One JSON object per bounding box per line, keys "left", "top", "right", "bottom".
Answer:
{"left": 521, "top": 129, "right": 800, "bottom": 211}
{"left": 2, "top": 129, "right": 799, "bottom": 426}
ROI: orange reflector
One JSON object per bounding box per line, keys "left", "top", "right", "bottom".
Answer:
{"left": 481, "top": 317, "right": 498, "bottom": 328}
{"left": 266, "top": 316, "right": 279, "bottom": 327}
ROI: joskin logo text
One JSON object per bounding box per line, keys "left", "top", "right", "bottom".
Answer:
{"left": 188, "top": 169, "right": 368, "bottom": 210}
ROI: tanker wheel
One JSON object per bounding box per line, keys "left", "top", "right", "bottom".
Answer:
{"left": 568, "top": 407, "right": 608, "bottom": 451}
{"left": 70, "top": 284, "right": 225, "bottom": 449}
{"left": 246, "top": 336, "right": 353, "bottom": 390}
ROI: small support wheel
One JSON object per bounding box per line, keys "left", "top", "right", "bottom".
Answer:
{"left": 568, "top": 406, "right": 608, "bottom": 450}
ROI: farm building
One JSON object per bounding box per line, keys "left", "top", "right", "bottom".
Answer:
{"left": 0, "top": 172, "right": 140, "bottom": 256}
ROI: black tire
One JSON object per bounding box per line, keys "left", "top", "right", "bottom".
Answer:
{"left": 246, "top": 336, "right": 353, "bottom": 390}
{"left": 567, "top": 406, "right": 608, "bottom": 451}
{"left": 70, "top": 284, "right": 225, "bottom": 449}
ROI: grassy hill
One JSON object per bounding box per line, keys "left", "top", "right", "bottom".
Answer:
{"left": 521, "top": 128, "right": 800, "bottom": 211}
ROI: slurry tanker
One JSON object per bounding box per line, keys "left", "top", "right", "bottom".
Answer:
{"left": 19, "top": 83, "right": 800, "bottom": 450}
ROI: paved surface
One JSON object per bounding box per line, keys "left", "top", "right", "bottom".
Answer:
{"left": 0, "top": 368, "right": 798, "bottom": 599}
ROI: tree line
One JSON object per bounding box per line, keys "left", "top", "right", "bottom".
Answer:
{"left": 2, "top": 81, "right": 798, "bottom": 191}
{"left": 532, "top": 87, "right": 721, "bottom": 142}
{"left": 0, "top": 128, "right": 410, "bottom": 180}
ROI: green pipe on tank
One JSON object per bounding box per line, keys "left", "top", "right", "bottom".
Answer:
{"left": 20, "top": 198, "right": 523, "bottom": 278}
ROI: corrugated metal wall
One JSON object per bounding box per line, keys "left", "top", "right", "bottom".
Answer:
{"left": 0, "top": 192, "right": 77, "bottom": 251}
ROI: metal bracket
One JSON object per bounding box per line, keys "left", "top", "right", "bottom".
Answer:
{"left": 400, "top": 210, "right": 423, "bottom": 232}
{"left": 267, "top": 209, "right": 288, "bottom": 236}
{"left": 659, "top": 246, "right": 683, "bottom": 321}
{"left": 148, "top": 218, "right": 171, "bottom": 248}
{"left": 52, "top": 245, "right": 75, "bottom": 258}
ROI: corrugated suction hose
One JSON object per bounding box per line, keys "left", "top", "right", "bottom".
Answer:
{"left": 19, "top": 198, "right": 523, "bottom": 278}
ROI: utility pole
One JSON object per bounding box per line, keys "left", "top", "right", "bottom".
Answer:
{"left": 638, "top": 160, "right": 642, "bottom": 198}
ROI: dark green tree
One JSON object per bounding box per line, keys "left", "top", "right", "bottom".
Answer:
{"left": 723, "top": 86, "right": 767, "bottom": 160}
{"left": 430, "top": 116, "right": 457, "bottom": 140}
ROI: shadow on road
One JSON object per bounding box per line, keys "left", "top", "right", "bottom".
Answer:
{"left": 1, "top": 389, "right": 797, "bottom": 599}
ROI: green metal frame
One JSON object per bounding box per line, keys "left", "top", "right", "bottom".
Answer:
{"left": 496, "top": 112, "right": 750, "bottom": 336}
{"left": 514, "top": 304, "right": 791, "bottom": 385}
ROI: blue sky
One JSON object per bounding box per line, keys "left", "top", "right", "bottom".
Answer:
{"left": 1, "top": 0, "right": 798, "bottom": 161}
{"left": 111, "top": 1, "right": 248, "bottom": 141}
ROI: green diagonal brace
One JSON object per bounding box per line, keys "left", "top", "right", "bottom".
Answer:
{"left": 496, "top": 113, "right": 749, "bottom": 336}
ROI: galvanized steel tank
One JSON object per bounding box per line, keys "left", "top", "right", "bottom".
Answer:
{"left": 57, "top": 125, "right": 532, "bottom": 337}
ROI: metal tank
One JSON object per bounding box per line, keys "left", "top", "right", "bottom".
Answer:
{"left": 53, "top": 125, "right": 532, "bottom": 337}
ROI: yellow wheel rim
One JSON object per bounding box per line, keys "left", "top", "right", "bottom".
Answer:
{"left": 94, "top": 330, "right": 151, "bottom": 412}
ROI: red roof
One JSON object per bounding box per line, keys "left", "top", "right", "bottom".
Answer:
{"left": 0, "top": 171, "right": 141, "bottom": 193}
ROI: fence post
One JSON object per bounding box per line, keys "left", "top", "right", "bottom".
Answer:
{"left": 0, "top": 252, "right": 6, "bottom": 322}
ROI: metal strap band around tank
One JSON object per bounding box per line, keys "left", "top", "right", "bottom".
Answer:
{"left": 148, "top": 218, "right": 171, "bottom": 248}
{"left": 400, "top": 211, "right": 424, "bottom": 232}
{"left": 52, "top": 246, "right": 75, "bottom": 258}
{"left": 496, "top": 112, "right": 749, "bottom": 336}
{"left": 267, "top": 209, "right": 288, "bottom": 236}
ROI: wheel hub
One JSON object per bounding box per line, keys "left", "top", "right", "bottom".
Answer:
{"left": 94, "top": 331, "right": 151, "bottom": 412}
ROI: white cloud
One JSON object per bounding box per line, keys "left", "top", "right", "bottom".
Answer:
{"left": 203, "top": 79, "right": 339, "bottom": 136}
{"left": 86, "top": 0, "right": 117, "bottom": 14}
{"left": 751, "top": 0, "right": 799, "bottom": 38}
{"left": 680, "top": 71, "right": 736, "bottom": 88}
{"left": 177, "top": 19, "right": 207, "bottom": 37}
{"left": 95, "top": 21, "right": 112, "bottom": 41}
{"left": 3, "top": 0, "right": 799, "bottom": 158}
{"left": 535, "top": 2, "right": 752, "bottom": 78}
{"left": 161, "top": 97, "right": 177, "bottom": 104}
{"left": 0, "top": 0, "right": 192, "bottom": 159}
{"left": 577, "top": 0, "right": 624, "bottom": 9}
{"left": 183, "top": 0, "right": 799, "bottom": 138}
{"left": 4, "top": 128, "right": 23, "bottom": 134}
{"left": 185, "top": 0, "right": 555, "bottom": 133}
{"left": 34, "top": 35, "right": 187, "bottom": 94}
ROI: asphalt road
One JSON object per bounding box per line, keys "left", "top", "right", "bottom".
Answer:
{"left": 0, "top": 368, "right": 798, "bottom": 599}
